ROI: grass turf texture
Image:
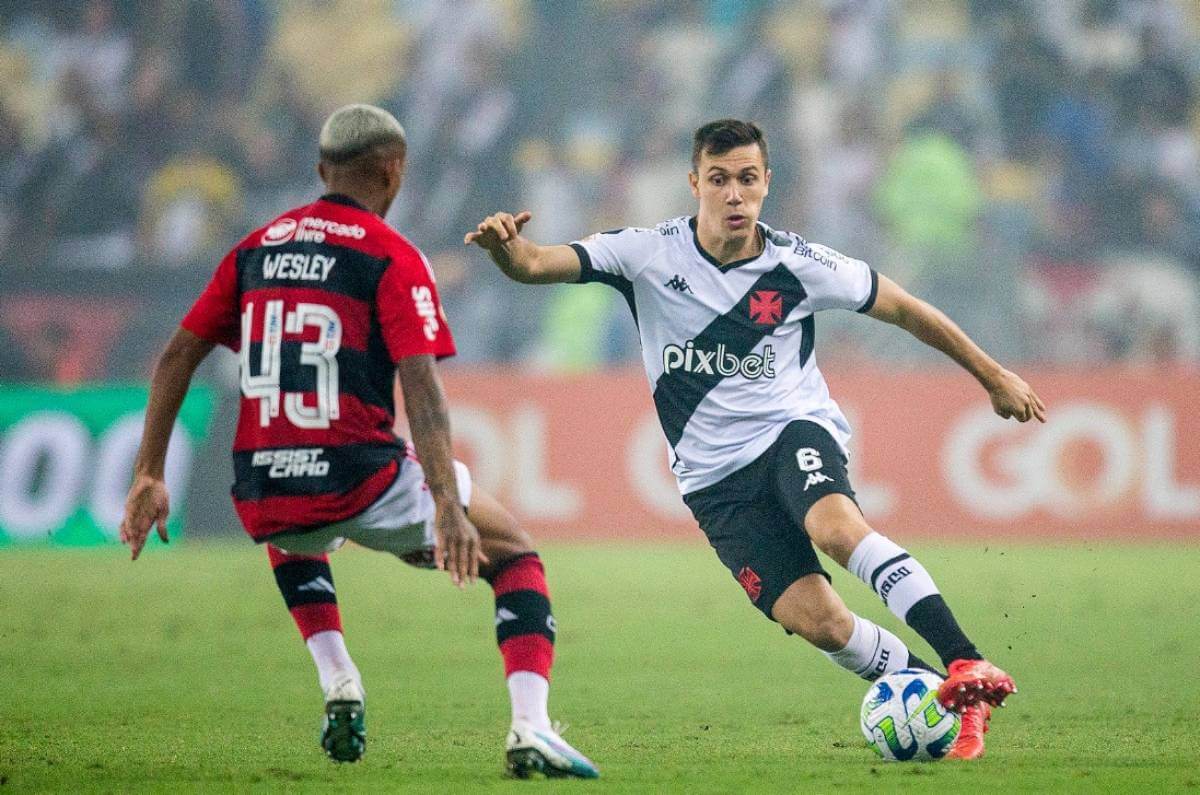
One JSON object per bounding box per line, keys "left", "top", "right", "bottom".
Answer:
{"left": 1, "top": 542, "right": 1197, "bottom": 793}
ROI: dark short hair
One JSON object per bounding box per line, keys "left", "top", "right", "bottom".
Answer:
{"left": 691, "top": 119, "right": 768, "bottom": 171}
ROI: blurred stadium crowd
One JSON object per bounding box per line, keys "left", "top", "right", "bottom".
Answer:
{"left": 1, "top": 0, "right": 1198, "bottom": 382}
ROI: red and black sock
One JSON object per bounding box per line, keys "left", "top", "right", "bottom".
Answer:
{"left": 267, "top": 544, "right": 342, "bottom": 640}
{"left": 484, "top": 552, "right": 555, "bottom": 679}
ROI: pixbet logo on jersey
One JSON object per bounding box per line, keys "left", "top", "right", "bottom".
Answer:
{"left": 662, "top": 341, "right": 776, "bottom": 379}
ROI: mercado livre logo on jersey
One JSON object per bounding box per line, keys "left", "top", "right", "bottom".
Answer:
{"left": 261, "top": 217, "right": 298, "bottom": 246}
{"left": 662, "top": 340, "right": 776, "bottom": 379}
{"left": 261, "top": 216, "right": 366, "bottom": 247}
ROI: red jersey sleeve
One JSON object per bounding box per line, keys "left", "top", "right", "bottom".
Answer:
{"left": 377, "top": 241, "right": 456, "bottom": 361}
{"left": 181, "top": 248, "right": 240, "bottom": 350}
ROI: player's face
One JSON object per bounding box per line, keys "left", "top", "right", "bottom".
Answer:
{"left": 689, "top": 144, "right": 771, "bottom": 239}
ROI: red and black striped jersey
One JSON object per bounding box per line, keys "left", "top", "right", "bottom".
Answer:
{"left": 181, "top": 194, "right": 455, "bottom": 541}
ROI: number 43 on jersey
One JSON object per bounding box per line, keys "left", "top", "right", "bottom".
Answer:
{"left": 240, "top": 300, "right": 342, "bottom": 429}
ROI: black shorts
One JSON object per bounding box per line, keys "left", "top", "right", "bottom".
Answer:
{"left": 681, "top": 420, "right": 859, "bottom": 620}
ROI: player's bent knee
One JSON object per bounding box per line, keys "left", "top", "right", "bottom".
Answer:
{"left": 470, "top": 486, "right": 535, "bottom": 553}
{"left": 804, "top": 494, "right": 871, "bottom": 566}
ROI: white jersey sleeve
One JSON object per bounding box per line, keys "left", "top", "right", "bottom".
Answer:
{"left": 570, "top": 227, "right": 657, "bottom": 284}
{"left": 797, "top": 242, "right": 879, "bottom": 313}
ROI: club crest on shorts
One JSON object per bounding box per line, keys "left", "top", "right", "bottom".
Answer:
{"left": 737, "top": 566, "right": 762, "bottom": 602}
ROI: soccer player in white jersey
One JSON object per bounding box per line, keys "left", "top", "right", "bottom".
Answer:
{"left": 465, "top": 119, "right": 1046, "bottom": 760}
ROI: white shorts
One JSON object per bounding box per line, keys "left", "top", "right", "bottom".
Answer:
{"left": 269, "top": 458, "right": 473, "bottom": 566}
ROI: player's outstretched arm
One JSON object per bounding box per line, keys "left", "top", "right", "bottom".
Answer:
{"left": 463, "top": 210, "right": 581, "bottom": 284}
{"left": 867, "top": 274, "right": 1046, "bottom": 423}
{"left": 120, "top": 328, "right": 214, "bottom": 560}
{"left": 396, "top": 354, "right": 488, "bottom": 588}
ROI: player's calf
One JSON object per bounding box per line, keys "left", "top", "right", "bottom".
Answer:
{"left": 772, "top": 575, "right": 937, "bottom": 680}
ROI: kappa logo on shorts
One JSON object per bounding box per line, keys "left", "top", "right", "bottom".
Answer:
{"left": 803, "top": 471, "right": 834, "bottom": 491}
{"left": 737, "top": 566, "right": 762, "bottom": 602}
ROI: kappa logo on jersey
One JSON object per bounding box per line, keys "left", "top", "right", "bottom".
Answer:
{"left": 737, "top": 566, "right": 762, "bottom": 602}
{"left": 262, "top": 252, "right": 336, "bottom": 282}
{"left": 663, "top": 341, "right": 776, "bottom": 379}
{"left": 296, "top": 576, "right": 336, "bottom": 595}
{"left": 411, "top": 286, "right": 439, "bottom": 341}
{"left": 749, "top": 290, "right": 783, "bottom": 325}
{"left": 252, "top": 448, "right": 330, "bottom": 478}
{"left": 261, "top": 218, "right": 298, "bottom": 246}
{"left": 804, "top": 471, "right": 834, "bottom": 491}
{"left": 664, "top": 275, "right": 694, "bottom": 294}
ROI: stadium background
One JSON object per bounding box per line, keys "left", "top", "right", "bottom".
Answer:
{"left": 3, "top": 2, "right": 1200, "bottom": 791}
{"left": 1, "top": 0, "right": 1196, "bottom": 545}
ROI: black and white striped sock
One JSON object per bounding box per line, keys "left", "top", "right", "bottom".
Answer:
{"left": 848, "top": 532, "right": 981, "bottom": 667}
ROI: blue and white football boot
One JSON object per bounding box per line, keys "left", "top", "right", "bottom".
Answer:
{"left": 506, "top": 721, "right": 599, "bottom": 779}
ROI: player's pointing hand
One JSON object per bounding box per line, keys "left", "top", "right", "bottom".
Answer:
{"left": 119, "top": 474, "right": 171, "bottom": 561}
{"left": 986, "top": 368, "right": 1046, "bottom": 424}
{"left": 463, "top": 211, "right": 532, "bottom": 249}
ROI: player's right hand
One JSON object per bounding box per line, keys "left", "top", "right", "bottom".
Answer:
{"left": 986, "top": 368, "right": 1047, "bottom": 423}
{"left": 433, "top": 503, "right": 488, "bottom": 588}
{"left": 463, "top": 211, "right": 532, "bottom": 250}
{"left": 119, "top": 474, "right": 170, "bottom": 561}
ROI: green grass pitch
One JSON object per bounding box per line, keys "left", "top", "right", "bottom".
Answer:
{"left": 2, "top": 541, "right": 1198, "bottom": 792}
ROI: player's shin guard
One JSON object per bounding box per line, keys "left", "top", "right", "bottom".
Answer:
{"left": 847, "top": 532, "right": 981, "bottom": 667}
{"left": 824, "top": 613, "right": 935, "bottom": 680}
{"left": 485, "top": 552, "right": 556, "bottom": 731}
{"left": 485, "top": 552, "right": 556, "bottom": 678}
{"left": 268, "top": 545, "right": 359, "bottom": 691}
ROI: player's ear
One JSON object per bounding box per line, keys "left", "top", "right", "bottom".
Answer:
{"left": 763, "top": 168, "right": 771, "bottom": 196}
{"left": 385, "top": 156, "right": 404, "bottom": 192}
{"left": 317, "top": 161, "right": 327, "bottom": 184}
{"left": 688, "top": 170, "right": 700, "bottom": 199}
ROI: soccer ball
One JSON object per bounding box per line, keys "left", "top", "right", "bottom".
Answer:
{"left": 860, "top": 669, "right": 960, "bottom": 761}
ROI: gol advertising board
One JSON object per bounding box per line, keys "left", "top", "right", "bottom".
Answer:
{"left": 0, "top": 385, "right": 215, "bottom": 546}
{"left": 426, "top": 368, "right": 1200, "bottom": 541}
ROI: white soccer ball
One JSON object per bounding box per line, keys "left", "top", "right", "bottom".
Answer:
{"left": 860, "top": 669, "right": 960, "bottom": 761}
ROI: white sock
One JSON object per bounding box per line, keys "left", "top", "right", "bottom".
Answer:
{"left": 306, "top": 630, "right": 361, "bottom": 694}
{"left": 823, "top": 613, "right": 911, "bottom": 681}
{"left": 507, "top": 671, "right": 551, "bottom": 731}
{"left": 847, "top": 532, "right": 940, "bottom": 621}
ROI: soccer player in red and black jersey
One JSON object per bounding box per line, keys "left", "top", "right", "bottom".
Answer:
{"left": 118, "top": 104, "right": 598, "bottom": 778}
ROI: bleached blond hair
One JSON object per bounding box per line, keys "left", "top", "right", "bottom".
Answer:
{"left": 318, "top": 104, "right": 406, "bottom": 164}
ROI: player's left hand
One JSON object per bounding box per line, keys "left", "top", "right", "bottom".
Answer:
{"left": 433, "top": 503, "right": 489, "bottom": 588}
{"left": 986, "top": 369, "right": 1046, "bottom": 423}
{"left": 119, "top": 474, "right": 170, "bottom": 561}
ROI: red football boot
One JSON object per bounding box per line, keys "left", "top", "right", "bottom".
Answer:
{"left": 938, "top": 659, "right": 1017, "bottom": 710}
{"left": 946, "top": 702, "right": 991, "bottom": 760}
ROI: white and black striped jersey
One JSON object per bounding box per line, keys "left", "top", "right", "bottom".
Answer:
{"left": 571, "top": 216, "right": 878, "bottom": 494}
